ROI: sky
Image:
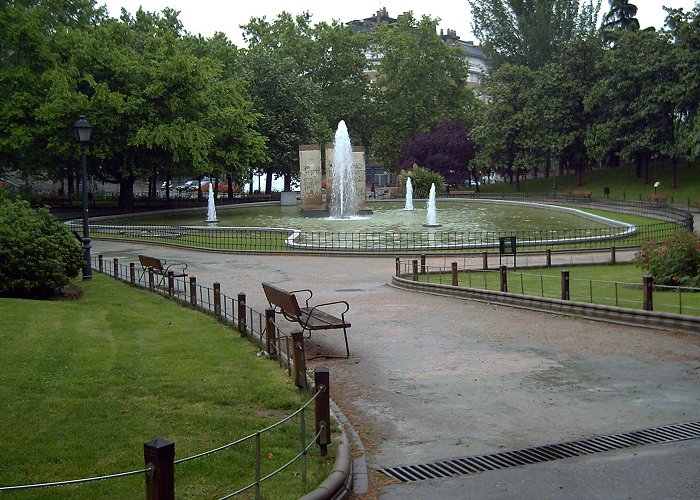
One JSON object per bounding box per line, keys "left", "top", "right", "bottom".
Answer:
{"left": 101, "top": 0, "right": 699, "bottom": 48}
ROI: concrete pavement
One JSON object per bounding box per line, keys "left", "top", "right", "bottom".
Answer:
{"left": 92, "top": 241, "right": 700, "bottom": 499}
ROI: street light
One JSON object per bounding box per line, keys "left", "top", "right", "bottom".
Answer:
{"left": 550, "top": 144, "right": 557, "bottom": 198}
{"left": 73, "top": 115, "right": 93, "bottom": 280}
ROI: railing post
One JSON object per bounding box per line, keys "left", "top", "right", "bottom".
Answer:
{"left": 643, "top": 275, "right": 653, "bottom": 311}
{"left": 144, "top": 438, "right": 175, "bottom": 500}
{"left": 561, "top": 270, "right": 570, "bottom": 300}
{"left": 189, "top": 276, "right": 197, "bottom": 307}
{"left": 129, "top": 262, "right": 135, "bottom": 284}
{"left": 412, "top": 259, "right": 418, "bottom": 281}
{"left": 546, "top": 249, "right": 552, "bottom": 268}
{"left": 113, "top": 258, "right": 119, "bottom": 278}
{"left": 148, "top": 268, "right": 154, "bottom": 290}
{"left": 292, "top": 331, "right": 307, "bottom": 390}
{"left": 314, "top": 367, "right": 331, "bottom": 456}
{"left": 167, "top": 273, "right": 175, "bottom": 298}
{"left": 237, "top": 292, "right": 246, "bottom": 337}
{"left": 451, "top": 262, "right": 458, "bottom": 286}
{"left": 98, "top": 254, "right": 103, "bottom": 272}
{"left": 482, "top": 251, "right": 488, "bottom": 270}
{"left": 611, "top": 246, "right": 616, "bottom": 265}
{"left": 395, "top": 257, "right": 400, "bottom": 277}
{"left": 213, "top": 282, "right": 221, "bottom": 317}
{"left": 420, "top": 253, "right": 426, "bottom": 275}
{"left": 265, "top": 308, "right": 277, "bottom": 357}
{"left": 500, "top": 265, "right": 508, "bottom": 292}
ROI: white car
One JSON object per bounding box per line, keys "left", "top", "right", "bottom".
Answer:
{"left": 176, "top": 180, "right": 198, "bottom": 192}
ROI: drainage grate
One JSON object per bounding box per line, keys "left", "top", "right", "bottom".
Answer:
{"left": 378, "top": 421, "right": 700, "bottom": 482}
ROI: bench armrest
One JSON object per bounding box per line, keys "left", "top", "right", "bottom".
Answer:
{"left": 306, "top": 300, "right": 350, "bottom": 320}
{"left": 288, "top": 288, "right": 313, "bottom": 307}
{"left": 163, "top": 260, "right": 188, "bottom": 274}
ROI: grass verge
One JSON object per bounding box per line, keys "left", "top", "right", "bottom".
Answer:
{"left": 0, "top": 274, "right": 335, "bottom": 498}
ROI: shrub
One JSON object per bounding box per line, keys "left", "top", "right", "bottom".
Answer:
{"left": 397, "top": 164, "right": 446, "bottom": 199}
{"left": 634, "top": 231, "right": 700, "bottom": 287}
{"left": 0, "top": 197, "right": 84, "bottom": 298}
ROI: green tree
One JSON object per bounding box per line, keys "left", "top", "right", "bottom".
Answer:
{"left": 468, "top": 0, "right": 601, "bottom": 69}
{"left": 585, "top": 29, "right": 678, "bottom": 185}
{"left": 473, "top": 64, "right": 537, "bottom": 192}
{"left": 370, "top": 13, "right": 479, "bottom": 170}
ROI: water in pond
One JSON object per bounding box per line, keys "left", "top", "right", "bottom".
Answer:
{"left": 128, "top": 200, "right": 616, "bottom": 234}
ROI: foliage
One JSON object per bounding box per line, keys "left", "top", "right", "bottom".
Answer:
{"left": 397, "top": 164, "right": 445, "bottom": 199}
{"left": 0, "top": 197, "right": 83, "bottom": 298}
{"left": 369, "top": 12, "right": 480, "bottom": 170}
{"left": 634, "top": 231, "right": 700, "bottom": 287}
{"left": 398, "top": 120, "right": 476, "bottom": 185}
{"left": 468, "top": 0, "right": 601, "bottom": 70}
{"left": 602, "top": 0, "right": 640, "bottom": 44}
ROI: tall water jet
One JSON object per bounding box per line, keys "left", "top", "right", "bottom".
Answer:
{"left": 206, "top": 182, "right": 218, "bottom": 222}
{"left": 423, "top": 183, "right": 441, "bottom": 227}
{"left": 403, "top": 177, "right": 414, "bottom": 211}
{"left": 329, "top": 120, "right": 358, "bottom": 218}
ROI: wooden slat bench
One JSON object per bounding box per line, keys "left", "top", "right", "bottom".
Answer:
{"left": 449, "top": 190, "right": 477, "bottom": 197}
{"left": 138, "top": 254, "right": 188, "bottom": 284}
{"left": 648, "top": 193, "right": 667, "bottom": 203}
{"left": 262, "top": 282, "right": 351, "bottom": 359}
{"left": 568, "top": 190, "right": 592, "bottom": 198}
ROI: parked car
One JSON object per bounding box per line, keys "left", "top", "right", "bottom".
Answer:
{"left": 160, "top": 181, "right": 173, "bottom": 190}
{"left": 176, "top": 180, "right": 198, "bottom": 192}
{"left": 201, "top": 179, "right": 230, "bottom": 193}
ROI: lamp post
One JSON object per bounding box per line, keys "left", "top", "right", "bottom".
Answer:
{"left": 550, "top": 144, "right": 557, "bottom": 198}
{"left": 74, "top": 116, "right": 93, "bottom": 280}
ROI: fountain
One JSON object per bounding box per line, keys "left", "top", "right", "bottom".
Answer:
{"left": 423, "top": 183, "right": 441, "bottom": 227}
{"left": 206, "top": 182, "right": 218, "bottom": 222}
{"left": 329, "top": 120, "right": 357, "bottom": 218}
{"left": 403, "top": 177, "right": 414, "bottom": 211}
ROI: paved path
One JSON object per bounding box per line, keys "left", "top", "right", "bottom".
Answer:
{"left": 93, "top": 241, "right": 700, "bottom": 498}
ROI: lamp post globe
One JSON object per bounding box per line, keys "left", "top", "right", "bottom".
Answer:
{"left": 73, "top": 115, "right": 93, "bottom": 280}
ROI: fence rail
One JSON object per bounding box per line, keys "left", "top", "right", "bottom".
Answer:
{"left": 67, "top": 196, "right": 693, "bottom": 254}
{"left": 1, "top": 256, "right": 331, "bottom": 499}
{"left": 396, "top": 257, "right": 700, "bottom": 317}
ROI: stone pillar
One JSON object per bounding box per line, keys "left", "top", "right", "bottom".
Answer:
{"left": 352, "top": 146, "right": 369, "bottom": 212}
{"left": 299, "top": 145, "right": 324, "bottom": 214}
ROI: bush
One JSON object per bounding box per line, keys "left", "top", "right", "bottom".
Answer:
{"left": 634, "top": 231, "right": 700, "bottom": 287}
{"left": 397, "top": 164, "right": 446, "bottom": 199}
{"left": 0, "top": 197, "right": 84, "bottom": 298}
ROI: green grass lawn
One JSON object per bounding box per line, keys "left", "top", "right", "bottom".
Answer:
{"left": 480, "top": 160, "right": 700, "bottom": 206}
{"left": 420, "top": 263, "right": 700, "bottom": 316}
{"left": 0, "top": 275, "right": 334, "bottom": 498}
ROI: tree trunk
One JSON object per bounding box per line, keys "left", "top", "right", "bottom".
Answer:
{"left": 119, "top": 177, "right": 135, "bottom": 211}
{"left": 672, "top": 156, "right": 678, "bottom": 189}
{"left": 635, "top": 154, "right": 642, "bottom": 179}
{"left": 265, "top": 167, "right": 273, "bottom": 193}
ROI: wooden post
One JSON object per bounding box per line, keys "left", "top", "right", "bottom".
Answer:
{"left": 265, "top": 308, "right": 276, "bottom": 357}
{"left": 412, "top": 259, "right": 418, "bottom": 281}
{"left": 546, "top": 249, "right": 552, "bottom": 268}
{"left": 314, "top": 367, "right": 331, "bottom": 456}
{"left": 113, "top": 258, "right": 119, "bottom": 278}
{"left": 237, "top": 292, "right": 246, "bottom": 337}
{"left": 144, "top": 438, "right": 175, "bottom": 500}
{"left": 148, "top": 268, "right": 154, "bottom": 290}
{"left": 561, "top": 270, "right": 570, "bottom": 300}
{"left": 292, "top": 331, "right": 307, "bottom": 390}
{"left": 395, "top": 257, "right": 400, "bottom": 277}
{"left": 451, "top": 262, "right": 458, "bottom": 286}
{"left": 500, "top": 265, "right": 508, "bottom": 292}
{"left": 213, "top": 282, "right": 221, "bottom": 317}
{"left": 98, "top": 254, "right": 103, "bottom": 272}
{"left": 643, "top": 275, "right": 653, "bottom": 311}
{"left": 420, "top": 254, "right": 426, "bottom": 274}
{"left": 167, "top": 273, "right": 174, "bottom": 297}
{"left": 482, "top": 251, "right": 488, "bottom": 270}
{"left": 189, "top": 276, "right": 197, "bottom": 306}
{"left": 611, "top": 246, "right": 616, "bottom": 265}
{"left": 129, "top": 262, "right": 135, "bottom": 284}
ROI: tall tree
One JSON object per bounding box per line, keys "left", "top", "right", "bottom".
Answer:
{"left": 468, "top": 0, "right": 601, "bottom": 70}
{"left": 602, "top": 0, "right": 640, "bottom": 45}
{"left": 370, "top": 12, "right": 479, "bottom": 170}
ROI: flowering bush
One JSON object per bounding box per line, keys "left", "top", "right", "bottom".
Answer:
{"left": 634, "top": 231, "right": 700, "bottom": 287}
